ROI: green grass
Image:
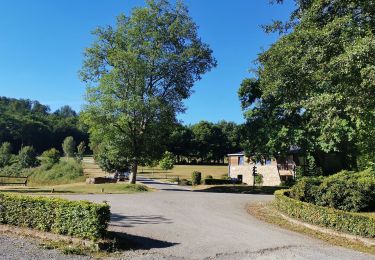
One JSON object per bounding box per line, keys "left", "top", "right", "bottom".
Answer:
{"left": 139, "top": 164, "right": 228, "bottom": 180}
{"left": 28, "top": 158, "right": 85, "bottom": 186}
{"left": 0, "top": 182, "right": 150, "bottom": 194}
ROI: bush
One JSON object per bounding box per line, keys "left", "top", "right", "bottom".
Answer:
{"left": 29, "top": 158, "right": 84, "bottom": 186}
{"left": 290, "top": 170, "right": 375, "bottom": 212}
{"left": 191, "top": 171, "right": 201, "bottom": 185}
{"left": 0, "top": 142, "right": 13, "bottom": 168}
{"left": 17, "top": 146, "right": 39, "bottom": 168}
{"left": 203, "top": 178, "right": 242, "bottom": 185}
{"left": 254, "top": 174, "right": 263, "bottom": 185}
{"left": 0, "top": 193, "right": 110, "bottom": 240}
{"left": 62, "top": 136, "right": 76, "bottom": 158}
{"left": 41, "top": 148, "right": 60, "bottom": 165}
{"left": 159, "top": 151, "right": 175, "bottom": 171}
{"left": 205, "top": 175, "right": 213, "bottom": 179}
{"left": 179, "top": 178, "right": 191, "bottom": 186}
{"left": 274, "top": 190, "right": 375, "bottom": 238}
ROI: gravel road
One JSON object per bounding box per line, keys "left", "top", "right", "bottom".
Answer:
{"left": 1, "top": 178, "right": 373, "bottom": 259}
{"left": 64, "top": 178, "right": 373, "bottom": 259}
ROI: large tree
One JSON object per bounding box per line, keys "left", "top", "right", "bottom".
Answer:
{"left": 80, "top": 0, "right": 216, "bottom": 183}
{"left": 240, "top": 0, "right": 375, "bottom": 171}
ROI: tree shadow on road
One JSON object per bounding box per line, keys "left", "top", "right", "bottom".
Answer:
{"left": 110, "top": 213, "right": 173, "bottom": 227}
{"left": 105, "top": 231, "right": 179, "bottom": 251}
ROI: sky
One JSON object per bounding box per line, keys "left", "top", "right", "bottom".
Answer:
{"left": 0, "top": 0, "right": 295, "bottom": 124}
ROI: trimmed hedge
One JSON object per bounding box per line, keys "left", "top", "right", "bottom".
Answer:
{"left": 191, "top": 171, "right": 202, "bottom": 185}
{"left": 203, "top": 178, "right": 242, "bottom": 185}
{"left": 274, "top": 189, "right": 375, "bottom": 238}
{"left": 0, "top": 193, "right": 110, "bottom": 240}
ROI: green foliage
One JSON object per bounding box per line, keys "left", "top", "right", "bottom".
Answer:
{"left": 80, "top": 0, "right": 216, "bottom": 183}
{"left": 179, "top": 178, "right": 191, "bottom": 186}
{"left": 41, "top": 148, "right": 60, "bottom": 165}
{"left": 191, "top": 171, "right": 202, "bottom": 186}
{"left": 28, "top": 158, "right": 84, "bottom": 186}
{"left": 0, "top": 163, "right": 27, "bottom": 177}
{"left": 76, "top": 141, "right": 86, "bottom": 161}
{"left": 275, "top": 190, "right": 375, "bottom": 238}
{"left": 159, "top": 151, "right": 175, "bottom": 171}
{"left": 239, "top": 0, "right": 375, "bottom": 171}
{"left": 254, "top": 174, "right": 263, "bottom": 185}
{"left": 17, "top": 146, "right": 39, "bottom": 168}
{"left": 62, "top": 136, "right": 76, "bottom": 158}
{"left": 0, "top": 142, "right": 13, "bottom": 168}
{"left": 203, "top": 178, "right": 241, "bottom": 185}
{"left": 0, "top": 97, "right": 88, "bottom": 154}
{"left": 205, "top": 175, "right": 213, "bottom": 179}
{"left": 0, "top": 193, "right": 110, "bottom": 240}
{"left": 290, "top": 170, "right": 375, "bottom": 212}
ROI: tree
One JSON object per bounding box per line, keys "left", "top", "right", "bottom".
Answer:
{"left": 80, "top": 0, "right": 216, "bottom": 183}
{"left": 41, "top": 148, "right": 60, "bottom": 165}
{"left": 239, "top": 0, "right": 375, "bottom": 171}
{"left": 0, "top": 142, "right": 13, "bottom": 168}
{"left": 159, "top": 151, "right": 175, "bottom": 172}
{"left": 76, "top": 141, "right": 87, "bottom": 161}
{"left": 17, "top": 146, "right": 39, "bottom": 168}
{"left": 62, "top": 136, "right": 76, "bottom": 157}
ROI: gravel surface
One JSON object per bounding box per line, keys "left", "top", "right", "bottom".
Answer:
{"left": 0, "top": 235, "right": 89, "bottom": 260}
{"left": 64, "top": 178, "right": 374, "bottom": 260}
{"left": 1, "top": 178, "right": 373, "bottom": 259}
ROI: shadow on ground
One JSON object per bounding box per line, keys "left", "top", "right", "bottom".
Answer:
{"left": 194, "top": 185, "right": 286, "bottom": 194}
{"left": 110, "top": 213, "right": 173, "bottom": 227}
{"left": 105, "top": 231, "right": 179, "bottom": 251}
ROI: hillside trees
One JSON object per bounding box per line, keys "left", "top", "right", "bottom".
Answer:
{"left": 239, "top": 0, "right": 375, "bottom": 171}
{"left": 80, "top": 0, "right": 216, "bottom": 183}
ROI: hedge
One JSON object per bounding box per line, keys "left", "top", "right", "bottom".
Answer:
{"left": 203, "top": 178, "right": 241, "bottom": 185}
{"left": 0, "top": 193, "right": 110, "bottom": 240}
{"left": 274, "top": 189, "right": 375, "bottom": 238}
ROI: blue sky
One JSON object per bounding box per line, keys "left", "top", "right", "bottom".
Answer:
{"left": 0, "top": 0, "right": 294, "bottom": 124}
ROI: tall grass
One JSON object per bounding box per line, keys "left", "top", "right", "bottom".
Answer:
{"left": 28, "top": 158, "right": 85, "bottom": 186}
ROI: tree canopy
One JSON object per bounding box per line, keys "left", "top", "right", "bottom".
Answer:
{"left": 80, "top": 0, "right": 216, "bottom": 183}
{"left": 239, "top": 0, "right": 375, "bottom": 172}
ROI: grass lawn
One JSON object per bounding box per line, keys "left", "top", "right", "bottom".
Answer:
{"left": 357, "top": 212, "right": 375, "bottom": 219}
{"left": 0, "top": 182, "right": 150, "bottom": 194}
{"left": 139, "top": 164, "right": 228, "bottom": 180}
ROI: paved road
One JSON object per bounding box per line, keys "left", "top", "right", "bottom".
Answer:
{"left": 62, "top": 178, "right": 374, "bottom": 260}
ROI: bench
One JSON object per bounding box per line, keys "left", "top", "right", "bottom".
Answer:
{"left": 0, "top": 176, "right": 28, "bottom": 186}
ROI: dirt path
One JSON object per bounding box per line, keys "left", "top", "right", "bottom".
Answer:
{"left": 60, "top": 179, "right": 374, "bottom": 260}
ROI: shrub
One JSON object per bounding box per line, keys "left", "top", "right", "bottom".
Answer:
{"left": 274, "top": 190, "right": 375, "bottom": 238}
{"left": 76, "top": 141, "right": 86, "bottom": 161}
{"left": 255, "top": 174, "right": 263, "bottom": 185}
{"left": 159, "top": 151, "right": 175, "bottom": 171}
{"left": 29, "top": 158, "right": 84, "bottom": 186}
{"left": 41, "top": 148, "right": 60, "bottom": 165}
{"left": 203, "top": 178, "right": 242, "bottom": 185}
{"left": 62, "top": 136, "right": 76, "bottom": 158}
{"left": 0, "top": 193, "right": 110, "bottom": 240}
{"left": 220, "top": 173, "right": 230, "bottom": 180}
{"left": 191, "top": 171, "right": 201, "bottom": 185}
{"left": 17, "top": 146, "right": 39, "bottom": 168}
{"left": 0, "top": 142, "right": 13, "bottom": 168}
{"left": 290, "top": 170, "right": 375, "bottom": 212}
{"left": 290, "top": 177, "right": 323, "bottom": 203}
{"left": 205, "top": 175, "right": 213, "bottom": 179}
{"left": 179, "top": 178, "right": 191, "bottom": 186}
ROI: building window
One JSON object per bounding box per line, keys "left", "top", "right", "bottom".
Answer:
{"left": 238, "top": 156, "right": 244, "bottom": 165}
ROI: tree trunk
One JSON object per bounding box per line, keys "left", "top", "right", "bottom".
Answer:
{"left": 129, "top": 159, "right": 138, "bottom": 184}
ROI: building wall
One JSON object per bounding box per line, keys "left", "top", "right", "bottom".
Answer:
{"left": 229, "top": 163, "right": 281, "bottom": 186}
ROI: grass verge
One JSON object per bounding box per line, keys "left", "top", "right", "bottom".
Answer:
{"left": 247, "top": 202, "right": 375, "bottom": 255}
{"left": 0, "top": 182, "right": 151, "bottom": 194}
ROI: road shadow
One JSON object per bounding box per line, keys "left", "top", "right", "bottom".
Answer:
{"left": 110, "top": 213, "right": 173, "bottom": 227}
{"left": 193, "top": 186, "right": 285, "bottom": 195}
{"left": 105, "top": 231, "right": 179, "bottom": 251}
